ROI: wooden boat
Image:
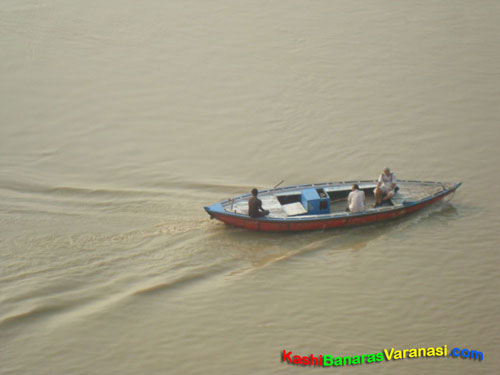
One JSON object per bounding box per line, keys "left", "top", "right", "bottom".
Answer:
{"left": 204, "top": 180, "right": 461, "bottom": 232}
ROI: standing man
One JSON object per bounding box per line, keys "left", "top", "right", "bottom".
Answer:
{"left": 347, "top": 184, "right": 366, "bottom": 212}
{"left": 374, "top": 167, "right": 397, "bottom": 206}
{"left": 248, "top": 188, "right": 270, "bottom": 218}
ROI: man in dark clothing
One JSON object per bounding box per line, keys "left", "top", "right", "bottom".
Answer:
{"left": 248, "top": 188, "right": 270, "bottom": 218}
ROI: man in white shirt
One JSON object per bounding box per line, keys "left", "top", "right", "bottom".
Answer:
{"left": 347, "top": 184, "right": 366, "bottom": 212}
{"left": 374, "top": 167, "right": 397, "bottom": 206}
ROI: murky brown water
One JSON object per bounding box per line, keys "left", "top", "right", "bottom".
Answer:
{"left": 1, "top": 1, "right": 499, "bottom": 374}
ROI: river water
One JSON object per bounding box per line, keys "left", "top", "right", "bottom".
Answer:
{"left": 1, "top": 1, "right": 499, "bottom": 374}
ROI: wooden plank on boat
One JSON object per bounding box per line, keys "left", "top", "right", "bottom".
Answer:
{"left": 261, "top": 195, "right": 283, "bottom": 210}
{"left": 274, "top": 190, "right": 302, "bottom": 197}
{"left": 282, "top": 202, "right": 307, "bottom": 216}
{"left": 323, "top": 186, "right": 350, "bottom": 192}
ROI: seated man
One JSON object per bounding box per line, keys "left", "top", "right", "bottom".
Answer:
{"left": 347, "top": 184, "right": 366, "bottom": 212}
{"left": 248, "top": 188, "right": 270, "bottom": 218}
{"left": 374, "top": 167, "right": 397, "bottom": 206}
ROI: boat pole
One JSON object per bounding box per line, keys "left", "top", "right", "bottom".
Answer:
{"left": 273, "top": 180, "right": 284, "bottom": 189}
